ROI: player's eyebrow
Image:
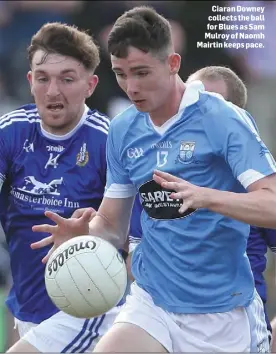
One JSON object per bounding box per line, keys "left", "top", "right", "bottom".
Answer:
{"left": 112, "top": 65, "right": 151, "bottom": 72}
{"left": 33, "top": 69, "right": 77, "bottom": 75}
{"left": 130, "top": 65, "right": 150, "bottom": 71}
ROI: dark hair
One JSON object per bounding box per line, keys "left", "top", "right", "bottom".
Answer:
{"left": 27, "top": 22, "right": 100, "bottom": 72}
{"left": 108, "top": 6, "right": 173, "bottom": 59}
{"left": 187, "top": 66, "right": 247, "bottom": 108}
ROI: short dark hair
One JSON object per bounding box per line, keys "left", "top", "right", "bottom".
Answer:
{"left": 187, "top": 66, "right": 247, "bottom": 108}
{"left": 27, "top": 22, "right": 100, "bottom": 72}
{"left": 108, "top": 6, "right": 173, "bottom": 59}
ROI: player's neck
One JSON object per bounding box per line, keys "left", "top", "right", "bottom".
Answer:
{"left": 149, "top": 77, "right": 186, "bottom": 127}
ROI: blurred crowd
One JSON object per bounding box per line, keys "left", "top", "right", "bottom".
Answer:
{"left": 0, "top": 0, "right": 275, "bottom": 350}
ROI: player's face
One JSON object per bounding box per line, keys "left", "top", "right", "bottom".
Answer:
{"left": 111, "top": 46, "right": 180, "bottom": 114}
{"left": 27, "top": 50, "right": 98, "bottom": 134}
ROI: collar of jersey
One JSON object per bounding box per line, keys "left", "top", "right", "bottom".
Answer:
{"left": 40, "top": 105, "right": 89, "bottom": 141}
{"left": 148, "top": 82, "right": 202, "bottom": 136}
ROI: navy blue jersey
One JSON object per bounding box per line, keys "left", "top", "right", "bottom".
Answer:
{"left": 104, "top": 84, "right": 276, "bottom": 314}
{"left": 0, "top": 104, "right": 110, "bottom": 323}
{"left": 248, "top": 226, "right": 276, "bottom": 333}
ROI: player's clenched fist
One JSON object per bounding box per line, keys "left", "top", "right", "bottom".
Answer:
{"left": 153, "top": 169, "right": 212, "bottom": 214}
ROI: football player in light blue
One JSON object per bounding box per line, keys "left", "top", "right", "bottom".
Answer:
{"left": 127, "top": 65, "right": 276, "bottom": 344}
{"left": 32, "top": 6, "right": 276, "bottom": 353}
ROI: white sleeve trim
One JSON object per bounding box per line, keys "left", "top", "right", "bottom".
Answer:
{"left": 129, "top": 236, "right": 141, "bottom": 253}
{"left": 104, "top": 183, "right": 136, "bottom": 198}
{"left": 237, "top": 169, "right": 271, "bottom": 189}
{"left": 0, "top": 174, "right": 4, "bottom": 192}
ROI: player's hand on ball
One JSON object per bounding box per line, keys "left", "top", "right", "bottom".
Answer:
{"left": 31, "top": 208, "right": 96, "bottom": 264}
{"left": 153, "top": 169, "right": 210, "bottom": 213}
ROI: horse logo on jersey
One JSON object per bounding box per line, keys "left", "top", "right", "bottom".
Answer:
{"left": 76, "top": 143, "right": 89, "bottom": 167}
{"left": 18, "top": 176, "right": 63, "bottom": 195}
{"left": 139, "top": 179, "right": 196, "bottom": 220}
{"left": 177, "top": 141, "right": 195, "bottom": 165}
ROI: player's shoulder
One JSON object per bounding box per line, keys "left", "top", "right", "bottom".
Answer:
{"left": 109, "top": 104, "right": 140, "bottom": 131}
{"left": 84, "top": 109, "right": 110, "bottom": 138}
{"left": 198, "top": 90, "right": 229, "bottom": 114}
{"left": 197, "top": 90, "right": 252, "bottom": 127}
{"left": 0, "top": 103, "right": 40, "bottom": 131}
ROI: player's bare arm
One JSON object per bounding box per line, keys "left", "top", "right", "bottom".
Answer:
{"left": 153, "top": 169, "right": 276, "bottom": 229}
{"left": 31, "top": 196, "right": 135, "bottom": 263}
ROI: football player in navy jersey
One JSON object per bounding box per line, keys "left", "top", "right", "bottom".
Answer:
{"left": 0, "top": 22, "right": 125, "bottom": 353}
{"left": 32, "top": 6, "right": 276, "bottom": 353}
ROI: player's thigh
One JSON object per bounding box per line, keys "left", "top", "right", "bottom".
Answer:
{"left": 170, "top": 290, "right": 269, "bottom": 352}
{"left": 99, "top": 282, "right": 171, "bottom": 352}
{"left": 94, "top": 322, "right": 167, "bottom": 352}
{"left": 14, "top": 317, "right": 37, "bottom": 338}
{"left": 7, "top": 338, "right": 38, "bottom": 353}
{"left": 7, "top": 317, "right": 37, "bottom": 352}
{"left": 13, "top": 307, "right": 120, "bottom": 353}
{"left": 269, "top": 316, "right": 276, "bottom": 352}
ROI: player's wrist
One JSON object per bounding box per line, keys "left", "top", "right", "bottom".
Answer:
{"left": 199, "top": 187, "right": 219, "bottom": 209}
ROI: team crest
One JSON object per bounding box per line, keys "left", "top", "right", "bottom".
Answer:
{"left": 76, "top": 143, "right": 89, "bottom": 167}
{"left": 178, "top": 141, "right": 195, "bottom": 164}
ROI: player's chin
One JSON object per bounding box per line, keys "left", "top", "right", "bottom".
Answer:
{"left": 42, "top": 111, "right": 67, "bottom": 126}
{"left": 46, "top": 108, "right": 66, "bottom": 119}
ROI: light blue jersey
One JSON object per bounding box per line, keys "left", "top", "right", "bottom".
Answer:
{"left": 105, "top": 84, "right": 276, "bottom": 314}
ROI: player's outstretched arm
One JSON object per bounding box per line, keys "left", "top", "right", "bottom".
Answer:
{"left": 153, "top": 169, "right": 276, "bottom": 229}
{"left": 31, "top": 196, "right": 134, "bottom": 263}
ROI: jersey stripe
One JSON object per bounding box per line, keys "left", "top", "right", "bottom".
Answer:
{"left": 92, "top": 111, "right": 111, "bottom": 125}
{"left": 86, "top": 116, "right": 109, "bottom": 131}
{"left": 0, "top": 107, "right": 38, "bottom": 122}
{"left": 84, "top": 121, "right": 108, "bottom": 135}
{"left": 0, "top": 117, "right": 40, "bottom": 129}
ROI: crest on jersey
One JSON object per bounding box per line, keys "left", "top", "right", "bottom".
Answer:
{"left": 76, "top": 143, "right": 89, "bottom": 167}
{"left": 178, "top": 141, "right": 195, "bottom": 164}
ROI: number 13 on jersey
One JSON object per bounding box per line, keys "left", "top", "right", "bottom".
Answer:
{"left": 156, "top": 151, "right": 168, "bottom": 168}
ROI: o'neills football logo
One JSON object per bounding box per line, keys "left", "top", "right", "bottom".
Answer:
{"left": 139, "top": 180, "right": 196, "bottom": 220}
{"left": 47, "top": 240, "right": 96, "bottom": 276}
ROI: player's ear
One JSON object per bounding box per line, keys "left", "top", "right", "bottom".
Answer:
{"left": 168, "top": 53, "right": 181, "bottom": 75}
{"left": 27, "top": 71, "right": 34, "bottom": 95}
{"left": 86, "top": 74, "right": 99, "bottom": 98}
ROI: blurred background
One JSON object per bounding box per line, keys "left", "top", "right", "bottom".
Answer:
{"left": 0, "top": 0, "right": 275, "bottom": 350}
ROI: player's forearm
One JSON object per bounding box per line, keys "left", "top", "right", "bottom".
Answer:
{"left": 87, "top": 196, "right": 134, "bottom": 249}
{"left": 88, "top": 213, "right": 128, "bottom": 250}
{"left": 205, "top": 188, "right": 276, "bottom": 228}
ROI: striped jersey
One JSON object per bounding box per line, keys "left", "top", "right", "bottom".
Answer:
{"left": 0, "top": 103, "right": 110, "bottom": 323}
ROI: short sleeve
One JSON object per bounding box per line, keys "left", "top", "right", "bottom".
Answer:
{"left": 203, "top": 102, "right": 276, "bottom": 189}
{"left": 105, "top": 122, "right": 136, "bottom": 198}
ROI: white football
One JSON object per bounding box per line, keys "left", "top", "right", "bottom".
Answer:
{"left": 44, "top": 235, "right": 127, "bottom": 318}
